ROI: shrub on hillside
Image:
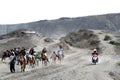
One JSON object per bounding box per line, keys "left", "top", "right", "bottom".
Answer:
{"left": 104, "top": 35, "right": 111, "bottom": 41}
{"left": 117, "top": 61, "right": 120, "bottom": 65}
{"left": 44, "top": 38, "right": 53, "bottom": 42}
{"left": 60, "top": 29, "right": 100, "bottom": 49}
{"left": 109, "top": 40, "right": 115, "bottom": 44}
{"left": 90, "top": 40, "right": 100, "bottom": 45}
{"left": 109, "top": 40, "right": 120, "bottom": 45}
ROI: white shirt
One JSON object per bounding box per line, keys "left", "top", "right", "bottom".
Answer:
{"left": 58, "top": 48, "right": 63, "bottom": 55}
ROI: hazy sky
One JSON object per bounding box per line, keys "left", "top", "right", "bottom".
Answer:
{"left": 0, "top": 0, "right": 120, "bottom": 24}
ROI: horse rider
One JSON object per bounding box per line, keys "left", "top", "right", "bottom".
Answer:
{"left": 58, "top": 45, "right": 64, "bottom": 58}
{"left": 20, "top": 47, "right": 26, "bottom": 56}
{"left": 41, "top": 47, "right": 47, "bottom": 58}
{"left": 41, "top": 47, "right": 49, "bottom": 62}
{"left": 50, "top": 51, "right": 57, "bottom": 63}
{"left": 29, "top": 48, "right": 35, "bottom": 56}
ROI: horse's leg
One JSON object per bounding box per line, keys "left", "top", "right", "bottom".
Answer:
{"left": 32, "top": 62, "right": 34, "bottom": 68}
{"left": 33, "top": 60, "right": 35, "bottom": 67}
{"left": 31, "top": 57, "right": 34, "bottom": 68}
{"left": 30, "top": 62, "right": 32, "bottom": 67}
{"left": 31, "top": 60, "right": 33, "bottom": 67}
{"left": 59, "top": 58, "right": 62, "bottom": 65}
{"left": 47, "top": 58, "right": 49, "bottom": 63}
{"left": 42, "top": 60, "right": 44, "bottom": 65}
{"left": 23, "top": 65, "right": 25, "bottom": 72}
{"left": 21, "top": 66, "right": 23, "bottom": 72}
{"left": 1, "top": 56, "right": 5, "bottom": 62}
{"left": 60, "top": 58, "right": 62, "bottom": 65}
{"left": 41, "top": 60, "right": 44, "bottom": 67}
{"left": 17, "top": 59, "right": 20, "bottom": 65}
{"left": 54, "top": 59, "right": 56, "bottom": 64}
{"left": 44, "top": 60, "right": 47, "bottom": 66}
{"left": 1, "top": 57, "right": 3, "bottom": 61}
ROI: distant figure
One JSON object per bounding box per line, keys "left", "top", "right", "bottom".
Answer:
{"left": 57, "top": 45, "right": 64, "bottom": 64}
{"left": 41, "top": 47, "right": 49, "bottom": 65}
{"left": 9, "top": 53, "right": 16, "bottom": 73}
{"left": 50, "top": 51, "right": 57, "bottom": 64}
{"left": 58, "top": 45, "right": 64, "bottom": 58}
{"left": 92, "top": 48, "right": 98, "bottom": 56}
{"left": 92, "top": 48, "right": 98, "bottom": 63}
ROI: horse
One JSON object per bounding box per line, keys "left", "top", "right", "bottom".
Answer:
{"left": 41, "top": 54, "right": 49, "bottom": 66}
{"left": 1, "top": 52, "right": 7, "bottom": 61}
{"left": 57, "top": 51, "right": 64, "bottom": 64}
{"left": 19, "top": 55, "right": 26, "bottom": 72}
{"left": 27, "top": 55, "right": 35, "bottom": 68}
{"left": 1, "top": 50, "right": 11, "bottom": 62}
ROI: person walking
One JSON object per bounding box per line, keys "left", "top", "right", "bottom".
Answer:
{"left": 9, "top": 53, "right": 16, "bottom": 73}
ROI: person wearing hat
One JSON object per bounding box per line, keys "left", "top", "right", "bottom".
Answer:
{"left": 92, "top": 48, "right": 98, "bottom": 56}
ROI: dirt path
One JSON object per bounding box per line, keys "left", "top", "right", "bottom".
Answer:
{"left": 0, "top": 30, "right": 119, "bottom": 80}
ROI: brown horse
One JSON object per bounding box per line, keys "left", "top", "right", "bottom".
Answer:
{"left": 41, "top": 54, "right": 49, "bottom": 66}
{"left": 27, "top": 55, "right": 35, "bottom": 68}
{"left": 19, "top": 55, "right": 26, "bottom": 72}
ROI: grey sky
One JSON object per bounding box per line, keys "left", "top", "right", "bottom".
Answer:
{"left": 0, "top": 0, "right": 120, "bottom": 24}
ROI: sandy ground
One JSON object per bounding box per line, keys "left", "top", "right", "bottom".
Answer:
{"left": 0, "top": 30, "right": 119, "bottom": 80}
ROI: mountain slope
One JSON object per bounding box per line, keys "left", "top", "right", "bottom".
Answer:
{"left": 0, "top": 13, "right": 120, "bottom": 36}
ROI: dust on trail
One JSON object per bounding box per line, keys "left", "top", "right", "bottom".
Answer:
{"left": 0, "top": 30, "right": 119, "bottom": 80}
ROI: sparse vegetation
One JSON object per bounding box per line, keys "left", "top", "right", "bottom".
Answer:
{"left": 44, "top": 38, "right": 53, "bottom": 42}
{"left": 109, "top": 40, "right": 120, "bottom": 46}
{"left": 117, "top": 61, "right": 120, "bottom": 65}
{"left": 60, "top": 29, "right": 100, "bottom": 49}
{"left": 109, "top": 41, "right": 116, "bottom": 44}
{"left": 104, "top": 35, "right": 111, "bottom": 41}
{"left": 90, "top": 40, "right": 100, "bottom": 45}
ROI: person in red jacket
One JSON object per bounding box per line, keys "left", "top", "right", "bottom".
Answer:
{"left": 92, "top": 49, "right": 98, "bottom": 56}
{"left": 92, "top": 48, "right": 98, "bottom": 62}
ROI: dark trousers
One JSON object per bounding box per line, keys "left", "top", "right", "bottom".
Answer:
{"left": 10, "top": 62, "right": 15, "bottom": 73}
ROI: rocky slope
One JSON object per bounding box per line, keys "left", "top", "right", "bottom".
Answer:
{"left": 1, "top": 13, "right": 120, "bottom": 37}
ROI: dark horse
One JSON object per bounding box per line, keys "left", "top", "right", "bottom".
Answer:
{"left": 1, "top": 50, "right": 11, "bottom": 62}
{"left": 19, "top": 55, "right": 26, "bottom": 72}
{"left": 41, "top": 54, "right": 49, "bottom": 66}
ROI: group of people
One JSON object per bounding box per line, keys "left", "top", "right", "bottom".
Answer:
{"left": 1, "top": 44, "right": 99, "bottom": 73}
{"left": 50, "top": 45, "right": 64, "bottom": 64}
{"left": 1, "top": 45, "right": 65, "bottom": 73}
